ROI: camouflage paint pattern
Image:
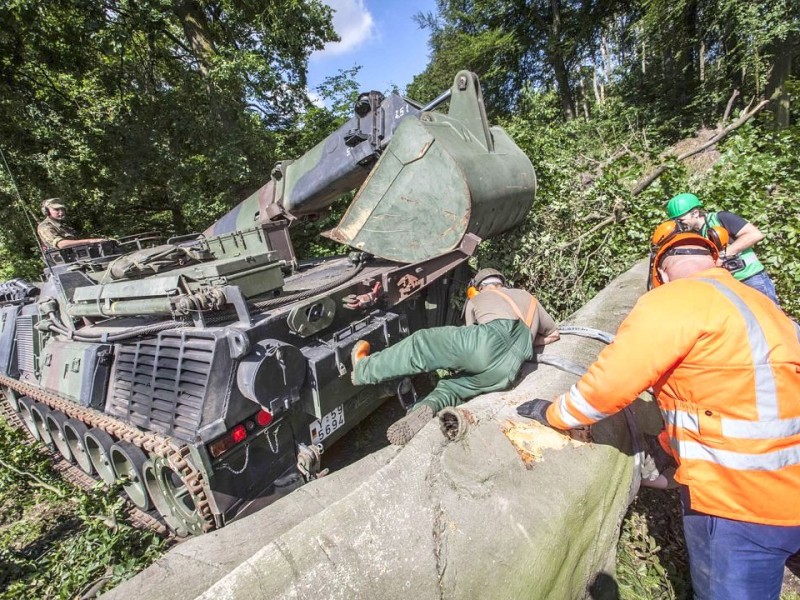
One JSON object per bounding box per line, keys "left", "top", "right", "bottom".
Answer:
{"left": 204, "top": 183, "right": 275, "bottom": 237}
{"left": 38, "top": 340, "right": 111, "bottom": 408}
{"left": 206, "top": 94, "right": 419, "bottom": 237}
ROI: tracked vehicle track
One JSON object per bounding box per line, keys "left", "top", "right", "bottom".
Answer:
{"left": 0, "top": 375, "right": 216, "bottom": 536}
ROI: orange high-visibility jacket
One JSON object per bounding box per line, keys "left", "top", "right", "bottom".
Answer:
{"left": 546, "top": 267, "right": 800, "bottom": 525}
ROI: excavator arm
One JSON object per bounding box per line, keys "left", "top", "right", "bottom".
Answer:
{"left": 206, "top": 71, "right": 536, "bottom": 265}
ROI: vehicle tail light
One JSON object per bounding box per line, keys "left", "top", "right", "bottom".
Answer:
{"left": 208, "top": 413, "right": 276, "bottom": 459}
{"left": 209, "top": 424, "right": 248, "bottom": 458}
{"left": 255, "top": 409, "right": 273, "bottom": 427}
{"left": 230, "top": 424, "right": 247, "bottom": 443}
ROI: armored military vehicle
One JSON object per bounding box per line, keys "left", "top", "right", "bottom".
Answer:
{"left": 0, "top": 71, "right": 536, "bottom": 536}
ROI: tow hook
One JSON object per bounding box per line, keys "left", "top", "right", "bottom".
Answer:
{"left": 296, "top": 443, "right": 328, "bottom": 481}
{"left": 343, "top": 281, "right": 383, "bottom": 310}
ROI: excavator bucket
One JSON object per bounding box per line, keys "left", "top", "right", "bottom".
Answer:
{"left": 325, "top": 71, "right": 536, "bottom": 263}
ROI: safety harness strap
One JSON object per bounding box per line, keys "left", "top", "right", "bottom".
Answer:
{"left": 485, "top": 288, "right": 537, "bottom": 327}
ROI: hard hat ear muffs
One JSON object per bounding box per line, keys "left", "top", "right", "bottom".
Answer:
{"left": 707, "top": 225, "right": 729, "bottom": 250}
{"left": 647, "top": 250, "right": 660, "bottom": 290}
{"left": 648, "top": 220, "right": 720, "bottom": 289}
{"left": 40, "top": 198, "right": 64, "bottom": 217}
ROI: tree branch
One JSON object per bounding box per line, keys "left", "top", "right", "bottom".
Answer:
{"left": 558, "top": 200, "right": 627, "bottom": 250}
{"left": 0, "top": 457, "right": 65, "bottom": 497}
{"left": 719, "top": 89, "right": 740, "bottom": 125}
{"left": 630, "top": 98, "right": 770, "bottom": 196}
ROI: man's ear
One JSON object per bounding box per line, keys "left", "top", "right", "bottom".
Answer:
{"left": 657, "top": 267, "right": 670, "bottom": 284}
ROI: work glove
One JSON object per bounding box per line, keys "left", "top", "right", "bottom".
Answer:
{"left": 516, "top": 398, "right": 553, "bottom": 427}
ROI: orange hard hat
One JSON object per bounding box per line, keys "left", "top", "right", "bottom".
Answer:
{"left": 648, "top": 220, "right": 722, "bottom": 289}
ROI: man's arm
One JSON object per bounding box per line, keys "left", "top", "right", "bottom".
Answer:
{"left": 38, "top": 221, "right": 104, "bottom": 249}
{"left": 723, "top": 223, "right": 764, "bottom": 256}
{"left": 717, "top": 211, "right": 764, "bottom": 260}
{"left": 55, "top": 237, "right": 106, "bottom": 249}
{"left": 533, "top": 304, "right": 560, "bottom": 346}
{"left": 544, "top": 287, "right": 700, "bottom": 429}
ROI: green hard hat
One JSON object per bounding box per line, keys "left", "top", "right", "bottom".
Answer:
{"left": 666, "top": 193, "right": 703, "bottom": 219}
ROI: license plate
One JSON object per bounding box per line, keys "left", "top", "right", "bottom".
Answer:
{"left": 310, "top": 405, "right": 345, "bottom": 445}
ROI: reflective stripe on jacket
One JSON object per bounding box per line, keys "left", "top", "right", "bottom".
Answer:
{"left": 546, "top": 267, "right": 800, "bottom": 525}
{"left": 702, "top": 211, "right": 764, "bottom": 280}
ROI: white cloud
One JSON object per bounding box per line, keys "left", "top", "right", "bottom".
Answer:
{"left": 306, "top": 90, "right": 326, "bottom": 108}
{"left": 314, "top": 0, "right": 376, "bottom": 58}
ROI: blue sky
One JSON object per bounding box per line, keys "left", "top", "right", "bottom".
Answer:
{"left": 307, "top": 0, "right": 438, "bottom": 102}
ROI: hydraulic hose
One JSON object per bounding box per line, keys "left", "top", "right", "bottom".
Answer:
{"left": 557, "top": 325, "right": 615, "bottom": 345}
{"left": 251, "top": 262, "right": 365, "bottom": 312}
{"left": 46, "top": 315, "right": 188, "bottom": 342}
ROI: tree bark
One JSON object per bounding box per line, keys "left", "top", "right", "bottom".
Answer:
{"left": 171, "top": 0, "right": 238, "bottom": 132}
{"left": 548, "top": 0, "right": 575, "bottom": 120}
{"left": 699, "top": 39, "right": 705, "bottom": 82}
{"left": 593, "top": 64, "right": 602, "bottom": 104}
{"left": 641, "top": 38, "right": 646, "bottom": 75}
{"left": 580, "top": 75, "right": 590, "bottom": 120}
{"left": 171, "top": 204, "right": 187, "bottom": 235}
{"left": 172, "top": 0, "right": 216, "bottom": 78}
{"left": 765, "top": 33, "right": 798, "bottom": 129}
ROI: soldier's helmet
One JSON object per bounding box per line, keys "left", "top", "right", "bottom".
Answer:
{"left": 471, "top": 268, "right": 506, "bottom": 289}
{"left": 41, "top": 198, "right": 65, "bottom": 217}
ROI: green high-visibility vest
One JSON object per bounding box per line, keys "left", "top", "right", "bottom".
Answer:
{"left": 702, "top": 212, "right": 764, "bottom": 280}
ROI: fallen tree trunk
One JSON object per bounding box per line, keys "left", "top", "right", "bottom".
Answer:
{"left": 559, "top": 94, "right": 771, "bottom": 253}
{"left": 104, "top": 260, "right": 662, "bottom": 600}
{"left": 630, "top": 95, "right": 770, "bottom": 196}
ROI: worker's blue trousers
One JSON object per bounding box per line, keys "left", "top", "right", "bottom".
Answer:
{"left": 740, "top": 270, "right": 780, "bottom": 306}
{"left": 681, "top": 488, "right": 800, "bottom": 600}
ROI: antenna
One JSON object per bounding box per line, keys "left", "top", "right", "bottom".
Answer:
{"left": 0, "top": 145, "right": 41, "bottom": 252}
{"left": 0, "top": 145, "right": 74, "bottom": 321}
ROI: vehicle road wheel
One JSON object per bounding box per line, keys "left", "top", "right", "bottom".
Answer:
{"left": 17, "top": 397, "right": 40, "bottom": 441}
{"left": 151, "top": 454, "right": 208, "bottom": 537}
{"left": 64, "top": 419, "right": 93, "bottom": 474}
{"left": 85, "top": 428, "right": 117, "bottom": 484}
{"left": 2, "top": 386, "right": 20, "bottom": 412}
{"left": 143, "top": 459, "right": 173, "bottom": 525}
{"left": 45, "top": 410, "right": 73, "bottom": 462}
{"left": 29, "top": 403, "right": 53, "bottom": 445}
{"left": 110, "top": 442, "right": 151, "bottom": 510}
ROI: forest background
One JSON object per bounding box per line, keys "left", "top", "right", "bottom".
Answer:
{"left": 0, "top": 0, "right": 799, "bottom": 598}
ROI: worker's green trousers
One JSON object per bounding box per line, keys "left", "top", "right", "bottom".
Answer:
{"left": 353, "top": 319, "right": 533, "bottom": 412}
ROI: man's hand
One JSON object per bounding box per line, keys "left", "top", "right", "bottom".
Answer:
{"left": 516, "top": 398, "right": 552, "bottom": 426}
{"left": 517, "top": 398, "right": 592, "bottom": 442}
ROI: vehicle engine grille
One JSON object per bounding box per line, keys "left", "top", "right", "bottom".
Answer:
{"left": 15, "top": 315, "right": 37, "bottom": 375}
{"left": 106, "top": 331, "right": 217, "bottom": 441}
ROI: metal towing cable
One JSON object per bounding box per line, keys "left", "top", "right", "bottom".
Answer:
{"left": 0, "top": 373, "right": 215, "bottom": 537}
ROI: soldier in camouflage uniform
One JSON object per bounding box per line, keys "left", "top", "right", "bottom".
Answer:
{"left": 37, "top": 198, "right": 105, "bottom": 249}
{"left": 351, "top": 268, "right": 560, "bottom": 445}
